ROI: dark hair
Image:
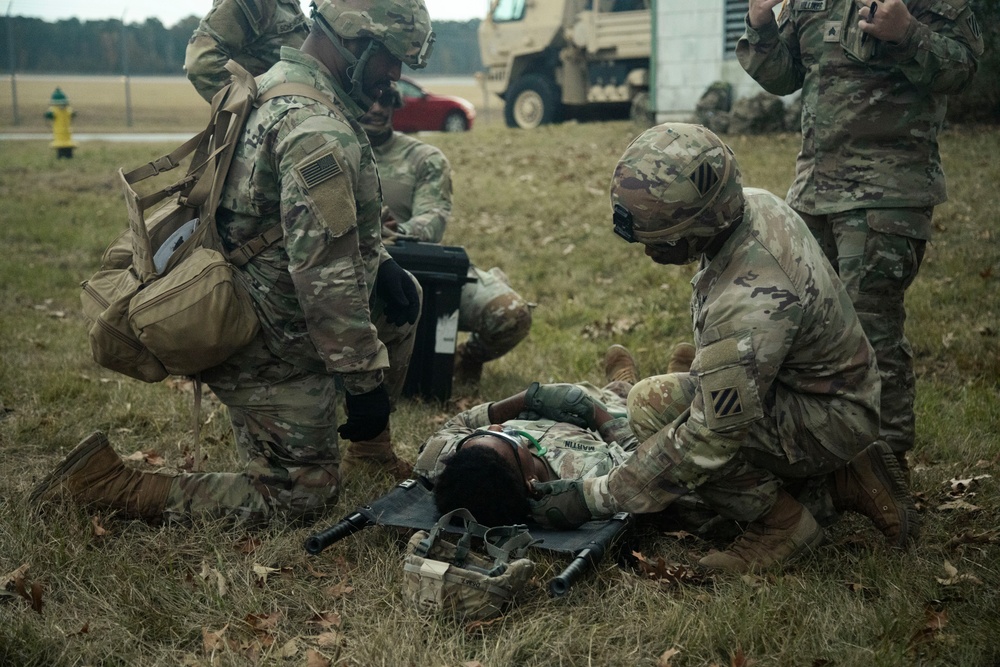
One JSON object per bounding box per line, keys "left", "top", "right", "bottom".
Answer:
{"left": 434, "top": 447, "right": 531, "bottom": 527}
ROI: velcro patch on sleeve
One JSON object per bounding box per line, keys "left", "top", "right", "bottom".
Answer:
{"left": 297, "top": 152, "right": 343, "bottom": 189}
{"left": 698, "top": 335, "right": 763, "bottom": 433}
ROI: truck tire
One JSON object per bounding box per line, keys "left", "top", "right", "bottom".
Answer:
{"left": 504, "top": 74, "right": 561, "bottom": 129}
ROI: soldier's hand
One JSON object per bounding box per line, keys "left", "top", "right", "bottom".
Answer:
{"left": 375, "top": 259, "right": 420, "bottom": 326}
{"left": 338, "top": 384, "right": 390, "bottom": 441}
{"left": 523, "top": 382, "right": 603, "bottom": 429}
{"left": 529, "top": 479, "right": 592, "bottom": 529}
{"left": 858, "top": 0, "right": 913, "bottom": 44}
{"left": 748, "top": 0, "right": 783, "bottom": 28}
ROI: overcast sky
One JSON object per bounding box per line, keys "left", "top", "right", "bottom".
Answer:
{"left": 6, "top": 1, "right": 488, "bottom": 27}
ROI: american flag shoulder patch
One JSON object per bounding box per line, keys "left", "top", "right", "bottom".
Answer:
{"left": 298, "top": 152, "right": 342, "bottom": 189}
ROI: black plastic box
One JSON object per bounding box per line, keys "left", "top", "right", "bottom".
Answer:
{"left": 387, "top": 241, "right": 471, "bottom": 401}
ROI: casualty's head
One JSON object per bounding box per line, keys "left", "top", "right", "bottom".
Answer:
{"left": 310, "top": 0, "right": 434, "bottom": 108}
{"left": 434, "top": 426, "right": 545, "bottom": 527}
{"left": 359, "top": 84, "right": 403, "bottom": 142}
{"left": 610, "top": 122, "right": 745, "bottom": 265}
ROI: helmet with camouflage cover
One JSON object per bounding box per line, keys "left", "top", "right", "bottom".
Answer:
{"left": 312, "top": 0, "right": 434, "bottom": 67}
{"left": 610, "top": 123, "right": 744, "bottom": 262}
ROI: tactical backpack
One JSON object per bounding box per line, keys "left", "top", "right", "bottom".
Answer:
{"left": 80, "top": 61, "right": 336, "bottom": 383}
{"left": 403, "top": 509, "right": 536, "bottom": 621}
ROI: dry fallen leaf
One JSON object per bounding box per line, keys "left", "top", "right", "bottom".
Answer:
{"left": 306, "top": 649, "right": 331, "bottom": 667}
{"left": 202, "top": 624, "right": 234, "bottom": 653}
{"left": 658, "top": 647, "right": 682, "bottom": 667}
{"left": 936, "top": 560, "right": 984, "bottom": 586}
{"left": 252, "top": 564, "right": 280, "bottom": 585}
{"left": 314, "top": 631, "right": 343, "bottom": 648}
{"left": 91, "top": 516, "right": 108, "bottom": 538}
{"left": 278, "top": 638, "right": 299, "bottom": 659}
{"left": 308, "top": 611, "right": 342, "bottom": 629}
{"left": 323, "top": 582, "right": 354, "bottom": 599}
{"left": 233, "top": 536, "right": 262, "bottom": 555}
{"left": 632, "top": 550, "right": 709, "bottom": 587}
{"left": 245, "top": 610, "right": 282, "bottom": 633}
{"left": 937, "top": 499, "right": 982, "bottom": 512}
{"left": 731, "top": 646, "right": 754, "bottom": 667}
{"left": 909, "top": 606, "right": 948, "bottom": 649}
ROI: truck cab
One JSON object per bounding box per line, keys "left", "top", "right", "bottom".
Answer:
{"left": 478, "top": 0, "right": 651, "bottom": 129}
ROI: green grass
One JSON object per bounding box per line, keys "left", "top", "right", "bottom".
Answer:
{"left": 1, "top": 121, "right": 999, "bottom": 666}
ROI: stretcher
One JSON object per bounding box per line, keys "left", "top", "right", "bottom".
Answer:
{"left": 304, "top": 479, "right": 631, "bottom": 596}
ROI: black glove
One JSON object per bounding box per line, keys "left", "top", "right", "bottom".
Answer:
{"left": 523, "top": 382, "right": 602, "bottom": 429}
{"left": 529, "top": 479, "right": 592, "bottom": 529}
{"left": 338, "top": 384, "right": 390, "bottom": 442}
{"left": 375, "top": 259, "right": 420, "bottom": 326}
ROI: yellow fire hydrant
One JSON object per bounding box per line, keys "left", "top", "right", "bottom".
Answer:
{"left": 44, "top": 87, "right": 77, "bottom": 159}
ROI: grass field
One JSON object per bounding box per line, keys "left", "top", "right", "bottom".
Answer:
{"left": 0, "top": 112, "right": 998, "bottom": 666}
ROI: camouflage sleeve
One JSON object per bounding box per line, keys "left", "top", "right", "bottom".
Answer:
{"left": 736, "top": 10, "right": 807, "bottom": 96}
{"left": 595, "top": 268, "right": 802, "bottom": 516}
{"left": 275, "top": 111, "right": 388, "bottom": 393}
{"left": 184, "top": 0, "right": 274, "bottom": 102}
{"left": 394, "top": 149, "right": 452, "bottom": 243}
{"left": 881, "top": 0, "right": 984, "bottom": 94}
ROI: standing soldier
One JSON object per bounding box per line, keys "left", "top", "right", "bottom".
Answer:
{"left": 45, "top": 87, "right": 77, "bottom": 159}
{"left": 360, "top": 88, "right": 533, "bottom": 385}
{"left": 185, "top": 0, "right": 311, "bottom": 102}
{"left": 32, "top": 0, "right": 434, "bottom": 525}
{"left": 737, "top": 0, "right": 984, "bottom": 475}
{"left": 530, "top": 124, "right": 918, "bottom": 572}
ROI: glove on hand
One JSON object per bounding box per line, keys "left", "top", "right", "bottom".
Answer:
{"left": 338, "top": 384, "right": 391, "bottom": 442}
{"left": 376, "top": 259, "right": 420, "bottom": 326}
{"left": 523, "top": 382, "right": 602, "bottom": 429}
{"left": 529, "top": 479, "right": 592, "bottom": 529}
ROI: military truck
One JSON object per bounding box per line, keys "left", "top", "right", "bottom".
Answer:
{"left": 478, "top": 0, "right": 652, "bottom": 129}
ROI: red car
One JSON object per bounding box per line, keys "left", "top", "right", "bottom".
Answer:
{"left": 393, "top": 76, "right": 476, "bottom": 133}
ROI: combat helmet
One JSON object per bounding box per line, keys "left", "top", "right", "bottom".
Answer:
{"left": 610, "top": 123, "right": 744, "bottom": 262}
{"left": 312, "top": 0, "right": 434, "bottom": 106}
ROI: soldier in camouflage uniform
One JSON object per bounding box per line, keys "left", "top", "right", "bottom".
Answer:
{"left": 185, "top": 0, "right": 310, "bottom": 103}
{"left": 415, "top": 381, "right": 637, "bottom": 523}
{"left": 360, "top": 87, "right": 532, "bottom": 385}
{"left": 530, "top": 124, "right": 919, "bottom": 572}
{"left": 737, "top": 0, "right": 984, "bottom": 472}
{"left": 31, "top": 0, "right": 435, "bottom": 526}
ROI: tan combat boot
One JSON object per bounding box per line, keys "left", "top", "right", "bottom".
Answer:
{"left": 667, "top": 342, "right": 696, "bottom": 374}
{"left": 698, "top": 490, "right": 825, "bottom": 572}
{"left": 340, "top": 426, "right": 413, "bottom": 481}
{"left": 30, "top": 431, "right": 173, "bottom": 520}
{"left": 453, "top": 342, "right": 484, "bottom": 386}
{"left": 603, "top": 344, "right": 639, "bottom": 385}
{"left": 828, "top": 441, "right": 919, "bottom": 548}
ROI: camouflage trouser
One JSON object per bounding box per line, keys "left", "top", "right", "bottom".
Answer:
{"left": 163, "top": 281, "right": 421, "bottom": 525}
{"left": 457, "top": 267, "right": 532, "bottom": 363}
{"left": 799, "top": 208, "right": 929, "bottom": 455}
{"left": 626, "top": 374, "right": 849, "bottom": 522}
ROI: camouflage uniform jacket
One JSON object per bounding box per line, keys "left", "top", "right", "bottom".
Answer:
{"left": 216, "top": 46, "right": 390, "bottom": 395}
{"left": 587, "top": 189, "right": 881, "bottom": 515}
{"left": 736, "top": 0, "right": 983, "bottom": 231}
{"left": 185, "top": 0, "right": 309, "bottom": 102}
{"left": 413, "top": 385, "right": 637, "bottom": 484}
{"left": 374, "top": 132, "right": 452, "bottom": 242}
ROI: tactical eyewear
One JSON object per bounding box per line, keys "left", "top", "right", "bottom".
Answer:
{"left": 455, "top": 427, "right": 547, "bottom": 480}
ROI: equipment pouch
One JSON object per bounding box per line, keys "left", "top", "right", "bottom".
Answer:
{"left": 128, "top": 246, "right": 259, "bottom": 377}
{"left": 841, "top": 0, "right": 877, "bottom": 63}
{"left": 402, "top": 509, "right": 535, "bottom": 621}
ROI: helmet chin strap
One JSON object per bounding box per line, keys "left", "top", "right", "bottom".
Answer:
{"left": 313, "top": 10, "right": 378, "bottom": 108}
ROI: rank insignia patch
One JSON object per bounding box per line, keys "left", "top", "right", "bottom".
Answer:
{"left": 298, "top": 153, "right": 342, "bottom": 189}
{"left": 711, "top": 387, "right": 744, "bottom": 419}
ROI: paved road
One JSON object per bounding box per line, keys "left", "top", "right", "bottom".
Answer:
{"left": 0, "top": 133, "right": 194, "bottom": 142}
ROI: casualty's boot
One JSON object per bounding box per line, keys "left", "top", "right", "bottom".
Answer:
{"left": 30, "top": 431, "right": 172, "bottom": 520}
{"left": 453, "top": 342, "right": 484, "bottom": 386}
{"left": 698, "top": 490, "right": 825, "bottom": 573}
{"left": 603, "top": 344, "right": 639, "bottom": 385}
{"left": 667, "top": 342, "right": 696, "bottom": 374}
{"left": 828, "top": 440, "right": 919, "bottom": 548}
{"left": 340, "top": 426, "right": 413, "bottom": 481}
